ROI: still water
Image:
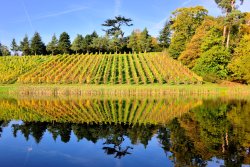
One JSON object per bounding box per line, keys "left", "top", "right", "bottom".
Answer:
{"left": 0, "top": 96, "right": 249, "bottom": 167}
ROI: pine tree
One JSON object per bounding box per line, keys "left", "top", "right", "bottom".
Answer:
{"left": 47, "top": 34, "right": 58, "bottom": 55}
{"left": 58, "top": 32, "right": 71, "bottom": 54}
{"left": 30, "top": 32, "right": 46, "bottom": 55}
{"left": 10, "top": 38, "right": 19, "bottom": 55}
{"left": 20, "top": 35, "right": 31, "bottom": 56}
{"left": 159, "top": 21, "right": 171, "bottom": 49}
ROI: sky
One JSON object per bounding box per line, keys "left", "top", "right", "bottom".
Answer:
{"left": 0, "top": 0, "right": 249, "bottom": 47}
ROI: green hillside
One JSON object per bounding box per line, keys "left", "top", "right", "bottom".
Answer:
{"left": 0, "top": 52, "right": 202, "bottom": 85}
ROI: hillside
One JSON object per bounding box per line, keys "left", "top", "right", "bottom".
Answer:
{"left": 0, "top": 52, "right": 202, "bottom": 85}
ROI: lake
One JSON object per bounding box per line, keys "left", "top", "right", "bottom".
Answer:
{"left": 0, "top": 95, "right": 249, "bottom": 167}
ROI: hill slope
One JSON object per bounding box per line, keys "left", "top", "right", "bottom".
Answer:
{"left": 0, "top": 52, "right": 202, "bottom": 85}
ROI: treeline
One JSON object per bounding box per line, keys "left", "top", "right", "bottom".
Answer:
{"left": 160, "top": 0, "right": 250, "bottom": 84}
{"left": 0, "top": 29, "right": 160, "bottom": 56}
{"left": 0, "top": 16, "right": 160, "bottom": 56}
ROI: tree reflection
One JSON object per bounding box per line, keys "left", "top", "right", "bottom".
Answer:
{"left": 0, "top": 97, "right": 249, "bottom": 166}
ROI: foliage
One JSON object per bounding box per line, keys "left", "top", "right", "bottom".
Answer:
{"left": 193, "top": 46, "right": 230, "bottom": 80}
{"left": 168, "top": 6, "right": 208, "bottom": 59}
{"left": 30, "top": 32, "right": 46, "bottom": 55}
{"left": 58, "top": 32, "right": 71, "bottom": 54}
{"left": 20, "top": 35, "right": 31, "bottom": 56}
{"left": 228, "top": 34, "right": 250, "bottom": 84}
{"left": 10, "top": 38, "right": 19, "bottom": 55}
{"left": 102, "top": 16, "right": 133, "bottom": 38}
{"left": 0, "top": 43, "right": 10, "bottom": 56}
{"left": 158, "top": 21, "right": 171, "bottom": 49}
{"left": 179, "top": 17, "right": 219, "bottom": 68}
{"left": 71, "top": 34, "right": 85, "bottom": 54}
{"left": 46, "top": 34, "right": 59, "bottom": 55}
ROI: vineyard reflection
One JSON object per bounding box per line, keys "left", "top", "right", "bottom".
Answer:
{"left": 0, "top": 96, "right": 250, "bottom": 166}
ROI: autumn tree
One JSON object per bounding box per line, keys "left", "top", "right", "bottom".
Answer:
{"left": 228, "top": 34, "right": 250, "bottom": 84}
{"left": 168, "top": 6, "right": 208, "bottom": 59}
{"left": 178, "top": 17, "right": 219, "bottom": 68}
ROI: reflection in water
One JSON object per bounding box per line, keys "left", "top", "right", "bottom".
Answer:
{"left": 0, "top": 96, "right": 250, "bottom": 166}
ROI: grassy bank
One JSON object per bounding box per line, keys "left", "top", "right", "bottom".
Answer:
{"left": 0, "top": 84, "right": 249, "bottom": 97}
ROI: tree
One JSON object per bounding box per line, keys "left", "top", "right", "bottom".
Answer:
{"left": 108, "top": 32, "right": 121, "bottom": 53}
{"left": 10, "top": 38, "right": 19, "bottom": 55}
{"left": 30, "top": 32, "right": 46, "bottom": 55}
{"left": 102, "top": 16, "right": 133, "bottom": 38}
{"left": 128, "top": 30, "right": 139, "bottom": 53}
{"left": 158, "top": 21, "right": 171, "bottom": 49}
{"left": 228, "top": 34, "right": 250, "bottom": 84}
{"left": 20, "top": 35, "right": 31, "bottom": 56}
{"left": 193, "top": 46, "right": 230, "bottom": 81}
{"left": 168, "top": 6, "right": 208, "bottom": 59}
{"left": 215, "top": 0, "right": 245, "bottom": 47}
{"left": 71, "top": 34, "right": 85, "bottom": 54}
{"left": 91, "top": 36, "right": 109, "bottom": 53}
{"left": 46, "top": 34, "right": 58, "bottom": 55}
{"left": 178, "top": 17, "right": 218, "bottom": 68}
{"left": 139, "top": 28, "right": 152, "bottom": 53}
{"left": 84, "top": 31, "right": 99, "bottom": 53}
{"left": 58, "top": 32, "right": 71, "bottom": 54}
{"left": 0, "top": 44, "right": 10, "bottom": 56}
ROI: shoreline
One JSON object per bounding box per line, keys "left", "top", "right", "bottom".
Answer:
{"left": 0, "top": 84, "right": 249, "bottom": 97}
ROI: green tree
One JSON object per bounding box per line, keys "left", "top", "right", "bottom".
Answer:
{"left": 91, "top": 36, "right": 109, "bottom": 53}
{"left": 228, "top": 34, "right": 250, "bottom": 84}
{"left": 0, "top": 44, "right": 10, "bottom": 56}
{"left": 139, "top": 28, "right": 152, "bottom": 53}
{"left": 10, "top": 38, "right": 19, "bottom": 55}
{"left": 168, "top": 6, "right": 208, "bottom": 59}
{"left": 71, "top": 34, "right": 85, "bottom": 54}
{"left": 84, "top": 31, "right": 99, "bottom": 53}
{"left": 20, "top": 35, "right": 31, "bottom": 56}
{"left": 46, "top": 34, "right": 58, "bottom": 55}
{"left": 128, "top": 30, "right": 139, "bottom": 53}
{"left": 58, "top": 32, "right": 71, "bottom": 54}
{"left": 159, "top": 21, "right": 171, "bottom": 49}
{"left": 30, "top": 32, "right": 46, "bottom": 55}
{"left": 193, "top": 46, "right": 230, "bottom": 80}
{"left": 102, "top": 16, "right": 133, "bottom": 38}
{"left": 215, "top": 0, "right": 245, "bottom": 47}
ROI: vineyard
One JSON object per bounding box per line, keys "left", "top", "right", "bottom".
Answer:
{"left": 0, "top": 52, "right": 203, "bottom": 85}
{"left": 0, "top": 97, "right": 202, "bottom": 125}
{"left": 0, "top": 56, "right": 49, "bottom": 84}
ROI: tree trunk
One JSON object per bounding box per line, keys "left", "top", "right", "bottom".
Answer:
{"left": 223, "top": 26, "right": 227, "bottom": 45}
{"left": 226, "top": 27, "right": 231, "bottom": 48}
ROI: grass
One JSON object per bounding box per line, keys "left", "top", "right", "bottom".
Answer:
{"left": 1, "top": 83, "right": 249, "bottom": 97}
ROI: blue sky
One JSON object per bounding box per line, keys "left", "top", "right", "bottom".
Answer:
{"left": 0, "top": 0, "right": 249, "bottom": 47}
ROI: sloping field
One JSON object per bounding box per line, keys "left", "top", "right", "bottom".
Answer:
{"left": 0, "top": 52, "right": 202, "bottom": 84}
{"left": 0, "top": 56, "right": 49, "bottom": 84}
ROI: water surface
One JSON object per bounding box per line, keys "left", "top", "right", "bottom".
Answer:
{"left": 0, "top": 95, "right": 249, "bottom": 167}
